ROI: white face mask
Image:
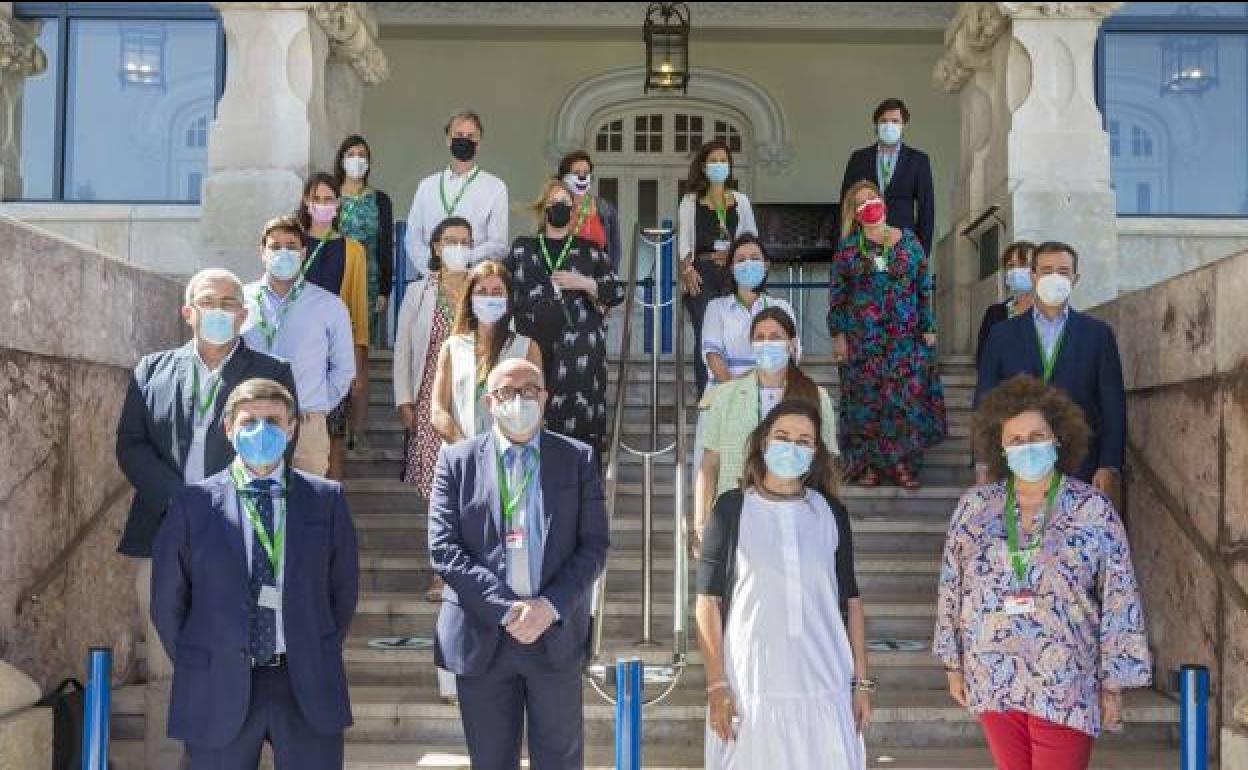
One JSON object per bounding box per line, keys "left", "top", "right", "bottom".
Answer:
{"left": 441, "top": 243, "right": 472, "bottom": 272}
{"left": 492, "top": 395, "right": 543, "bottom": 437}
{"left": 562, "top": 172, "right": 592, "bottom": 196}
{"left": 472, "top": 296, "right": 508, "bottom": 325}
{"left": 343, "top": 156, "right": 369, "bottom": 179}
{"left": 1035, "top": 273, "right": 1073, "bottom": 306}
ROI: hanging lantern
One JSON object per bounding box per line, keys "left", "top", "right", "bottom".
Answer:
{"left": 643, "top": 3, "right": 690, "bottom": 94}
{"left": 1160, "top": 4, "right": 1219, "bottom": 95}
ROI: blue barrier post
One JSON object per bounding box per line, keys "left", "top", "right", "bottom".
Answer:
{"left": 82, "top": 647, "right": 112, "bottom": 770}
{"left": 1179, "top": 664, "right": 1210, "bottom": 770}
{"left": 615, "top": 657, "right": 643, "bottom": 770}
{"left": 660, "top": 218, "right": 674, "bottom": 354}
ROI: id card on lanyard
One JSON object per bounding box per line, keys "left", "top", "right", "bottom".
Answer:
{"left": 1002, "top": 473, "right": 1062, "bottom": 615}
{"left": 497, "top": 447, "right": 538, "bottom": 547}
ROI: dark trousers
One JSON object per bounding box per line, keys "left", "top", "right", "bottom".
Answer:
{"left": 187, "top": 666, "right": 344, "bottom": 770}
{"left": 456, "top": 638, "right": 584, "bottom": 770}
{"left": 682, "top": 259, "right": 732, "bottom": 396}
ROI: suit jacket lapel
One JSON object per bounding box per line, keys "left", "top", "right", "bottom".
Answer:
{"left": 283, "top": 470, "right": 306, "bottom": 579}
{"left": 1021, "top": 311, "right": 1045, "bottom": 376}
{"left": 887, "top": 144, "right": 908, "bottom": 191}
{"left": 1052, "top": 310, "right": 1081, "bottom": 383}
{"left": 173, "top": 344, "right": 196, "bottom": 465}
{"left": 538, "top": 431, "right": 559, "bottom": 541}
{"left": 479, "top": 433, "right": 503, "bottom": 539}
{"left": 214, "top": 473, "right": 249, "bottom": 580}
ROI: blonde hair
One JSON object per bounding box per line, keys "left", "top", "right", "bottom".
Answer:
{"left": 840, "top": 179, "right": 884, "bottom": 241}
{"left": 529, "top": 177, "right": 573, "bottom": 227}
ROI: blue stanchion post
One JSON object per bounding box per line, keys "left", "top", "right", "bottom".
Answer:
{"left": 615, "top": 657, "right": 643, "bottom": 770}
{"left": 1179, "top": 664, "right": 1210, "bottom": 770}
{"left": 82, "top": 647, "right": 112, "bottom": 770}
{"left": 660, "top": 217, "right": 674, "bottom": 355}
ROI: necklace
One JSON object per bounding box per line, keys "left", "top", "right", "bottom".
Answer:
{"left": 758, "top": 482, "right": 804, "bottom": 501}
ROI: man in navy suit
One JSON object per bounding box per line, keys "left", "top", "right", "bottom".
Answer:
{"left": 152, "top": 378, "right": 358, "bottom": 770}
{"left": 429, "top": 358, "right": 610, "bottom": 770}
{"left": 840, "top": 97, "right": 936, "bottom": 255}
{"left": 115, "top": 268, "right": 296, "bottom": 769}
{"left": 976, "top": 241, "right": 1126, "bottom": 495}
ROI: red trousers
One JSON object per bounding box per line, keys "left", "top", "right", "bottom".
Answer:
{"left": 979, "top": 710, "right": 1095, "bottom": 770}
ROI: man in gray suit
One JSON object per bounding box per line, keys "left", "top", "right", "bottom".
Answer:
{"left": 430, "top": 358, "right": 609, "bottom": 770}
{"left": 115, "top": 267, "right": 296, "bottom": 769}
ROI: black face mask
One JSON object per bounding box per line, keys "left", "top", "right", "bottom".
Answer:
{"left": 545, "top": 201, "right": 573, "bottom": 228}
{"left": 449, "top": 136, "right": 477, "bottom": 162}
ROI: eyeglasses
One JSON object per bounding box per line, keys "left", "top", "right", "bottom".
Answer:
{"left": 489, "top": 385, "right": 545, "bottom": 401}
{"left": 195, "top": 298, "right": 243, "bottom": 311}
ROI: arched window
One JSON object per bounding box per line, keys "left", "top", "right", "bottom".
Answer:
{"left": 185, "top": 115, "right": 208, "bottom": 149}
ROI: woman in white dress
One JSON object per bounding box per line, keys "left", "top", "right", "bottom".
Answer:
{"left": 696, "top": 399, "right": 872, "bottom": 770}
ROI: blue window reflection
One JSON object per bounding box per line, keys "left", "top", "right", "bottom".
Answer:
{"left": 17, "top": 17, "right": 58, "bottom": 200}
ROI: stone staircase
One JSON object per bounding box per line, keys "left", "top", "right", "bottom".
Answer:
{"left": 110, "top": 349, "right": 1182, "bottom": 768}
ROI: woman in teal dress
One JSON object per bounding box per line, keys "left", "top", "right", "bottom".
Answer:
{"left": 335, "top": 134, "right": 395, "bottom": 451}
{"left": 828, "top": 179, "right": 946, "bottom": 489}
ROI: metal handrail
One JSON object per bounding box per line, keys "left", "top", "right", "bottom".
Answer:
{"left": 17, "top": 480, "right": 132, "bottom": 616}
{"left": 589, "top": 223, "right": 690, "bottom": 707}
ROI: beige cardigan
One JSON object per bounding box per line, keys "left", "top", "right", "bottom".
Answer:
{"left": 393, "top": 277, "right": 441, "bottom": 407}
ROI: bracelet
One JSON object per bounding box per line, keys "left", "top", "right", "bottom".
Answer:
{"left": 850, "top": 678, "right": 877, "bottom": 693}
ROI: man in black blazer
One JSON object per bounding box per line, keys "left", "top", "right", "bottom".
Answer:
{"left": 975, "top": 242, "right": 1126, "bottom": 496}
{"left": 115, "top": 268, "right": 296, "bottom": 769}
{"left": 840, "top": 97, "right": 936, "bottom": 255}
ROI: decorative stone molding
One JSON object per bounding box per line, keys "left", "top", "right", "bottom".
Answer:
{"left": 549, "top": 66, "right": 794, "bottom": 174}
{"left": 933, "top": 3, "right": 1008, "bottom": 94}
{"left": 212, "top": 2, "right": 388, "bottom": 85}
{"left": 0, "top": 13, "right": 47, "bottom": 76}
{"left": 1236, "top": 696, "right": 1248, "bottom": 728}
{"left": 998, "top": 2, "right": 1121, "bottom": 20}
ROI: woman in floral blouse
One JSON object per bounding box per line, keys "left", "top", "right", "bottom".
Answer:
{"left": 934, "top": 374, "right": 1151, "bottom": 770}
{"left": 828, "top": 179, "right": 945, "bottom": 489}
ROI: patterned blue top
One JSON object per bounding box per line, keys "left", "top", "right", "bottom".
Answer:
{"left": 933, "top": 478, "right": 1152, "bottom": 736}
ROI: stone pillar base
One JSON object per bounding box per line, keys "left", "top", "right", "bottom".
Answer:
{"left": 1010, "top": 188, "right": 1119, "bottom": 309}
{"left": 0, "top": 706, "right": 52, "bottom": 769}
{"left": 1224, "top": 725, "right": 1248, "bottom": 768}
{"left": 198, "top": 170, "right": 304, "bottom": 278}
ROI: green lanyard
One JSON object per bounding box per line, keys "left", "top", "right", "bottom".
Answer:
{"left": 881, "top": 154, "right": 895, "bottom": 188}
{"left": 858, "top": 229, "right": 893, "bottom": 271}
{"left": 229, "top": 461, "right": 286, "bottom": 577}
{"left": 711, "top": 194, "right": 730, "bottom": 237}
{"left": 538, "top": 233, "right": 576, "bottom": 276}
{"left": 440, "top": 166, "right": 482, "bottom": 217}
{"left": 1035, "top": 323, "right": 1066, "bottom": 383}
{"left": 736, "top": 293, "right": 769, "bottom": 313}
{"left": 496, "top": 446, "right": 539, "bottom": 529}
{"left": 1003, "top": 472, "right": 1062, "bottom": 586}
{"left": 251, "top": 237, "right": 331, "bottom": 350}
{"left": 191, "top": 365, "right": 222, "bottom": 423}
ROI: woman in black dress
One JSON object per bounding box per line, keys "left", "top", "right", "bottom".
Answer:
{"left": 505, "top": 178, "right": 625, "bottom": 455}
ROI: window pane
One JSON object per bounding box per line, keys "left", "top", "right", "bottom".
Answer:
{"left": 17, "top": 17, "right": 59, "bottom": 199}
{"left": 64, "top": 18, "right": 219, "bottom": 202}
{"left": 598, "top": 177, "right": 619, "bottom": 212}
{"left": 596, "top": 133, "right": 608, "bottom": 152}
{"left": 610, "top": 134, "right": 622, "bottom": 152}
{"left": 637, "top": 179, "right": 658, "bottom": 230}
{"left": 1116, "top": 2, "right": 1248, "bottom": 17}
{"left": 1104, "top": 31, "right": 1248, "bottom": 215}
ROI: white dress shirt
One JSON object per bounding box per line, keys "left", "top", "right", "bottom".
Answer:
{"left": 184, "top": 340, "right": 240, "bottom": 483}
{"left": 233, "top": 460, "right": 288, "bottom": 655}
{"left": 700, "top": 293, "right": 798, "bottom": 385}
{"left": 404, "top": 165, "right": 509, "bottom": 278}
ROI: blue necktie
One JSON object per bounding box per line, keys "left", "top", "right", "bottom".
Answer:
{"left": 246, "top": 478, "right": 279, "bottom": 664}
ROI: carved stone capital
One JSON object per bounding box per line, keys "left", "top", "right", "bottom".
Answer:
{"left": 1236, "top": 696, "right": 1248, "bottom": 729}
{"left": 998, "top": 2, "right": 1122, "bottom": 21}
{"left": 932, "top": 3, "right": 1009, "bottom": 94}
{"left": 0, "top": 13, "right": 47, "bottom": 76}
{"left": 212, "top": 1, "right": 389, "bottom": 85}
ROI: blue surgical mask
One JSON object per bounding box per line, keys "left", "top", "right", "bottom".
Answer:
{"left": 705, "top": 161, "right": 731, "bottom": 184}
{"left": 877, "top": 121, "right": 903, "bottom": 145}
{"left": 232, "top": 420, "right": 289, "bottom": 468}
{"left": 764, "top": 440, "right": 815, "bottom": 479}
{"left": 1005, "top": 440, "right": 1058, "bottom": 483}
{"left": 1005, "top": 267, "right": 1033, "bottom": 294}
{"left": 753, "top": 340, "right": 790, "bottom": 373}
{"left": 733, "top": 259, "right": 766, "bottom": 290}
{"left": 198, "top": 308, "right": 236, "bottom": 346}
{"left": 267, "top": 248, "right": 302, "bottom": 281}
{"left": 472, "top": 296, "right": 508, "bottom": 325}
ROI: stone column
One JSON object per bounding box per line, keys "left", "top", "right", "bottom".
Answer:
{"left": 0, "top": 3, "right": 48, "bottom": 201}
{"left": 200, "top": 2, "right": 387, "bottom": 277}
{"left": 933, "top": 2, "right": 1121, "bottom": 353}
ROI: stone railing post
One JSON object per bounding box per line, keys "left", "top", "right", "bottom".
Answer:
{"left": 0, "top": 2, "right": 48, "bottom": 201}
{"left": 200, "top": 2, "right": 387, "bottom": 277}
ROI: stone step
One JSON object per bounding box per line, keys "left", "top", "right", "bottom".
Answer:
{"left": 110, "top": 683, "right": 1178, "bottom": 750}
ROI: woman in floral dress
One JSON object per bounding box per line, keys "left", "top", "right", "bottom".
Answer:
{"left": 828, "top": 179, "right": 945, "bottom": 488}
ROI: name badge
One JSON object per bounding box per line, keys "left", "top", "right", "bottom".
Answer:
{"left": 505, "top": 529, "right": 527, "bottom": 550}
{"left": 258, "top": 585, "right": 282, "bottom": 611}
{"left": 873, "top": 255, "right": 889, "bottom": 273}
{"left": 1004, "top": 591, "right": 1036, "bottom": 616}
{"left": 713, "top": 239, "right": 731, "bottom": 253}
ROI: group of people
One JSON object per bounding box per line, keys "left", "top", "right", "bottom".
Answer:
{"left": 109, "top": 95, "right": 1151, "bottom": 770}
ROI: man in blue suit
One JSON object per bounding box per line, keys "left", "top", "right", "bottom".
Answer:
{"left": 976, "top": 241, "right": 1126, "bottom": 494}
{"left": 152, "top": 378, "right": 358, "bottom": 770}
{"left": 116, "top": 268, "right": 296, "bottom": 769}
{"left": 840, "top": 97, "right": 936, "bottom": 255}
{"left": 430, "top": 358, "right": 610, "bottom": 770}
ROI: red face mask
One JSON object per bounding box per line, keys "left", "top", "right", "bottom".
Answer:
{"left": 856, "top": 198, "right": 886, "bottom": 226}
